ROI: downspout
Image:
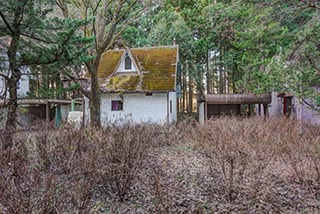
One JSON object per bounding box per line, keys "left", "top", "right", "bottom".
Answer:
{"left": 205, "top": 102, "right": 208, "bottom": 121}
{"left": 82, "top": 95, "right": 85, "bottom": 128}
{"left": 167, "top": 92, "right": 169, "bottom": 123}
{"left": 299, "top": 97, "right": 303, "bottom": 135}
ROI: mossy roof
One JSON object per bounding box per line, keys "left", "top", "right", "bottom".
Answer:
{"left": 98, "top": 45, "right": 178, "bottom": 92}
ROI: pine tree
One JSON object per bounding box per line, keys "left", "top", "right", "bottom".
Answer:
{"left": 0, "top": 0, "right": 92, "bottom": 135}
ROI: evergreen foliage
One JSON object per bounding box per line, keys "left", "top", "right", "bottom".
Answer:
{"left": 0, "top": 0, "right": 92, "bottom": 130}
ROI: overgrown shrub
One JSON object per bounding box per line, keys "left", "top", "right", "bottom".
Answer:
{"left": 195, "top": 117, "right": 320, "bottom": 212}
{"left": 0, "top": 122, "right": 159, "bottom": 213}
{"left": 0, "top": 118, "right": 319, "bottom": 213}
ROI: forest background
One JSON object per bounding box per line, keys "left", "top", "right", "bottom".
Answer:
{"left": 0, "top": 0, "right": 320, "bottom": 128}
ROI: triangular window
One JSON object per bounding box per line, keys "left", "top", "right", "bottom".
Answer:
{"left": 116, "top": 51, "right": 138, "bottom": 73}
{"left": 124, "top": 53, "right": 132, "bottom": 70}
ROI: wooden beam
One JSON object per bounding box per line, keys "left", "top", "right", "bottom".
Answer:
{"left": 0, "top": 98, "right": 82, "bottom": 106}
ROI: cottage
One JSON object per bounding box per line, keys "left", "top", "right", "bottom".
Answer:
{"left": 85, "top": 45, "right": 179, "bottom": 125}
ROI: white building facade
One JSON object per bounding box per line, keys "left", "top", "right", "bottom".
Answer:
{"left": 85, "top": 45, "right": 179, "bottom": 126}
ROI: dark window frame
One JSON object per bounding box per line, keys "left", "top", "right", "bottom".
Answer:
{"left": 124, "top": 53, "right": 132, "bottom": 70}
{"left": 111, "top": 100, "right": 123, "bottom": 111}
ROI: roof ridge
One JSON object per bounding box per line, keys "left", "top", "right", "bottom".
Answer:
{"left": 103, "top": 45, "right": 178, "bottom": 53}
{"left": 130, "top": 45, "right": 178, "bottom": 50}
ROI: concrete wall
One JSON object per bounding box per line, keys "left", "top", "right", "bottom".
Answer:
{"left": 268, "top": 92, "right": 283, "bottom": 117}
{"left": 261, "top": 90, "right": 320, "bottom": 126}
{"left": 256, "top": 92, "right": 282, "bottom": 117}
{"left": 198, "top": 102, "right": 205, "bottom": 125}
{"left": 295, "top": 96, "right": 320, "bottom": 126}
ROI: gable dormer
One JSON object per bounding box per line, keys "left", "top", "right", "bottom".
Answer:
{"left": 116, "top": 52, "right": 138, "bottom": 73}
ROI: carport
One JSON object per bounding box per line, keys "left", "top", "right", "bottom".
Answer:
{"left": 198, "top": 93, "right": 272, "bottom": 123}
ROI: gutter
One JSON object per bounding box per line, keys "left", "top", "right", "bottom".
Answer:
{"left": 167, "top": 92, "right": 170, "bottom": 123}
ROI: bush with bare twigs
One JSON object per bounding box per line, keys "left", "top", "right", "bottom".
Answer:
{"left": 0, "top": 117, "right": 319, "bottom": 213}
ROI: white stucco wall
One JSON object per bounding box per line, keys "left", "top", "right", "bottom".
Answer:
{"left": 0, "top": 76, "right": 5, "bottom": 97}
{"left": 101, "top": 93, "right": 168, "bottom": 125}
{"left": 17, "top": 75, "right": 29, "bottom": 98}
{"left": 85, "top": 92, "right": 177, "bottom": 126}
{"left": 0, "top": 76, "right": 29, "bottom": 98}
{"left": 0, "top": 71, "right": 30, "bottom": 98}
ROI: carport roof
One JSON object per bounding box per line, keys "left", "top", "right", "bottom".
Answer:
{"left": 205, "top": 93, "right": 272, "bottom": 104}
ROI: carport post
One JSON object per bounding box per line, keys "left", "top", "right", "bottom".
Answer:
{"left": 46, "top": 101, "right": 50, "bottom": 124}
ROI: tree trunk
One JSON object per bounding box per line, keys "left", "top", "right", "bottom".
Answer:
{"left": 89, "top": 67, "right": 101, "bottom": 128}
{"left": 206, "top": 49, "right": 211, "bottom": 94}
{"left": 5, "top": 78, "right": 18, "bottom": 130}
{"left": 5, "top": 32, "right": 21, "bottom": 147}
{"left": 186, "top": 63, "right": 192, "bottom": 113}
{"left": 182, "top": 66, "right": 186, "bottom": 112}
{"left": 3, "top": 79, "right": 17, "bottom": 148}
{"left": 188, "top": 79, "right": 193, "bottom": 114}
{"left": 219, "top": 46, "right": 224, "bottom": 94}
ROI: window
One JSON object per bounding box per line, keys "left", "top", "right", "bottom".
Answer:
{"left": 124, "top": 53, "right": 132, "bottom": 70}
{"left": 111, "top": 100, "right": 123, "bottom": 111}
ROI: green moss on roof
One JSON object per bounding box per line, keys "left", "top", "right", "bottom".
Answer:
{"left": 106, "top": 75, "right": 140, "bottom": 91}
{"left": 98, "top": 46, "right": 178, "bottom": 92}
{"left": 98, "top": 50, "right": 124, "bottom": 79}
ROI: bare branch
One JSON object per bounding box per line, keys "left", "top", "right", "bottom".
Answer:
{"left": 305, "top": 54, "right": 320, "bottom": 73}
{"left": 0, "top": 72, "right": 9, "bottom": 80}
{"left": 99, "top": 1, "right": 124, "bottom": 54}
{"left": 0, "top": 10, "right": 14, "bottom": 34}
{"left": 56, "top": 0, "right": 69, "bottom": 17}
{"left": 20, "top": 32, "right": 55, "bottom": 44}
{"left": 288, "top": 39, "right": 305, "bottom": 61}
{"left": 116, "top": 0, "right": 140, "bottom": 24}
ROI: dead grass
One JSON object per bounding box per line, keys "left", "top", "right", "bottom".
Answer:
{"left": 0, "top": 117, "right": 319, "bottom": 213}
